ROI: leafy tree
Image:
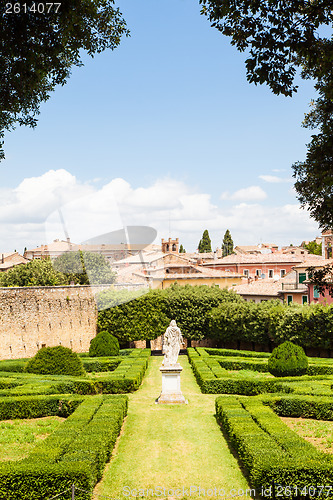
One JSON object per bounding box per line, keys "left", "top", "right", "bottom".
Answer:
{"left": 98, "top": 284, "right": 241, "bottom": 342}
{"left": 179, "top": 244, "right": 186, "bottom": 253}
{"left": 98, "top": 290, "right": 170, "bottom": 342}
{"left": 199, "top": 0, "right": 333, "bottom": 229}
{"left": 306, "top": 264, "right": 333, "bottom": 298}
{"left": 222, "top": 229, "right": 234, "bottom": 257}
{"left": 53, "top": 250, "right": 116, "bottom": 285}
{"left": 0, "top": 258, "right": 68, "bottom": 286}
{"left": 303, "top": 240, "right": 322, "bottom": 256}
{"left": 0, "top": 1, "right": 129, "bottom": 160}
{"left": 198, "top": 230, "right": 212, "bottom": 253}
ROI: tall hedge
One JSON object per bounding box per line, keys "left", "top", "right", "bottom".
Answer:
{"left": 97, "top": 284, "right": 241, "bottom": 341}
{"left": 97, "top": 285, "right": 333, "bottom": 349}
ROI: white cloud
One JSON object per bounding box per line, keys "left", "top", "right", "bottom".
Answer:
{"left": 0, "top": 169, "right": 320, "bottom": 254}
{"left": 221, "top": 186, "right": 267, "bottom": 201}
{"left": 259, "top": 175, "right": 292, "bottom": 183}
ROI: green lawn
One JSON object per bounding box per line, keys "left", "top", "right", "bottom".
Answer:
{"left": 0, "top": 416, "right": 64, "bottom": 461}
{"left": 94, "top": 355, "right": 252, "bottom": 499}
{"left": 282, "top": 416, "right": 333, "bottom": 453}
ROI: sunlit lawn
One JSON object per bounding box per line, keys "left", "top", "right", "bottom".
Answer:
{"left": 94, "top": 356, "right": 252, "bottom": 499}
{"left": 0, "top": 416, "right": 64, "bottom": 461}
{"left": 282, "top": 417, "right": 333, "bottom": 454}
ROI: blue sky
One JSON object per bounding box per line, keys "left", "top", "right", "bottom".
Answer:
{"left": 1, "top": 0, "right": 320, "bottom": 253}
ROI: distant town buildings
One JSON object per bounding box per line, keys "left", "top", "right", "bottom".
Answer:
{"left": 2, "top": 230, "right": 332, "bottom": 304}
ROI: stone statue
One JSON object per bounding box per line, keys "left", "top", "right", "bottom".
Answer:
{"left": 162, "top": 320, "right": 184, "bottom": 366}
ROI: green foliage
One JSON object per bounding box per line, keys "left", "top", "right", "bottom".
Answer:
{"left": 0, "top": 395, "right": 127, "bottom": 498}
{"left": 81, "top": 357, "right": 121, "bottom": 373}
{"left": 0, "top": 258, "right": 68, "bottom": 286}
{"left": 268, "top": 341, "right": 308, "bottom": 377}
{"left": 89, "top": 331, "right": 120, "bottom": 357}
{"left": 199, "top": 1, "right": 333, "bottom": 231}
{"left": 98, "top": 289, "right": 170, "bottom": 342}
{"left": 304, "top": 240, "right": 322, "bottom": 256}
{"left": 53, "top": 250, "right": 116, "bottom": 285}
{"left": 198, "top": 229, "right": 212, "bottom": 253}
{"left": 208, "top": 299, "right": 285, "bottom": 345}
{"left": 0, "top": 395, "right": 82, "bottom": 420}
{"left": 268, "top": 395, "right": 333, "bottom": 421}
{"left": 215, "top": 395, "right": 333, "bottom": 495}
{"left": 275, "top": 303, "right": 333, "bottom": 349}
{"left": 221, "top": 229, "right": 234, "bottom": 257}
{"left": 199, "top": 0, "right": 333, "bottom": 97}
{"left": 187, "top": 348, "right": 292, "bottom": 395}
{"left": 0, "top": 1, "right": 129, "bottom": 161}
{"left": 179, "top": 244, "right": 186, "bottom": 253}
{"left": 306, "top": 264, "right": 333, "bottom": 298}
{"left": 25, "top": 346, "right": 86, "bottom": 377}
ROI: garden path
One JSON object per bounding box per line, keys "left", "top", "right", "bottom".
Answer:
{"left": 93, "top": 355, "right": 252, "bottom": 499}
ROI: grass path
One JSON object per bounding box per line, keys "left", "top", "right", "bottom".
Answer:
{"left": 93, "top": 355, "right": 252, "bottom": 499}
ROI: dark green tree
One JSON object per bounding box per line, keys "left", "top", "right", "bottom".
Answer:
{"left": 222, "top": 229, "right": 234, "bottom": 257}
{"left": 0, "top": 1, "right": 129, "bottom": 160}
{"left": 53, "top": 250, "right": 116, "bottom": 285}
{"left": 0, "top": 258, "right": 68, "bottom": 286}
{"left": 198, "top": 230, "right": 212, "bottom": 253}
{"left": 199, "top": 0, "right": 333, "bottom": 229}
{"left": 179, "top": 244, "right": 186, "bottom": 253}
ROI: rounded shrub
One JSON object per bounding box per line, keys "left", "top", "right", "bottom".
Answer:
{"left": 268, "top": 341, "right": 308, "bottom": 377}
{"left": 89, "top": 330, "right": 120, "bottom": 357}
{"left": 24, "top": 346, "right": 86, "bottom": 376}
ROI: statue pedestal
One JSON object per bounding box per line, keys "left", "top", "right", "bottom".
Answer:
{"left": 156, "top": 363, "right": 188, "bottom": 404}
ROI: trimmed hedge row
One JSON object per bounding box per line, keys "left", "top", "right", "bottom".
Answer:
{"left": 267, "top": 394, "right": 333, "bottom": 420}
{"left": 0, "top": 394, "right": 83, "bottom": 420}
{"left": 187, "top": 348, "right": 292, "bottom": 395}
{"left": 215, "top": 395, "right": 333, "bottom": 497}
{"left": 0, "top": 394, "right": 128, "bottom": 499}
{"left": 0, "top": 349, "right": 150, "bottom": 397}
{"left": 201, "top": 348, "right": 333, "bottom": 376}
{"left": 81, "top": 357, "right": 122, "bottom": 373}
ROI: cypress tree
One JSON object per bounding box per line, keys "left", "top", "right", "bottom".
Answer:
{"left": 198, "top": 230, "right": 212, "bottom": 253}
{"left": 222, "top": 229, "right": 234, "bottom": 257}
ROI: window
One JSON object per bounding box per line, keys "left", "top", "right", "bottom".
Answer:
{"left": 302, "top": 295, "right": 308, "bottom": 305}
{"left": 268, "top": 269, "right": 273, "bottom": 278}
{"left": 243, "top": 269, "right": 249, "bottom": 277}
{"left": 313, "top": 286, "right": 320, "bottom": 299}
{"left": 299, "top": 272, "right": 306, "bottom": 284}
{"left": 255, "top": 269, "right": 261, "bottom": 277}
{"left": 280, "top": 269, "right": 286, "bottom": 277}
{"left": 287, "top": 295, "right": 293, "bottom": 305}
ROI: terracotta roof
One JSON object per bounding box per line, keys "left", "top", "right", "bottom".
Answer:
{"left": 202, "top": 253, "right": 308, "bottom": 265}
{"left": 293, "top": 258, "right": 332, "bottom": 270}
{"left": 0, "top": 252, "right": 30, "bottom": 270}
{"left": 134, "top": 264, "right": 242, "bottom": 281}
{"left": 232, "top": 279, "right": 282, "bottom": 297}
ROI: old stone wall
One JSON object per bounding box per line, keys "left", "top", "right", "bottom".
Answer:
{"left": 0, "top": 286, "right": 98, "bottom": 360}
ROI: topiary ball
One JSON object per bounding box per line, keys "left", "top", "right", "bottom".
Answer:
{"left": 268, "top": 341, "right": 308, "bottom": 377}
{"left": 24, "top": 345, "right": 86, "bottom": 376}
{"left": 89, "top": 330, "right": 120, "bottom": 357}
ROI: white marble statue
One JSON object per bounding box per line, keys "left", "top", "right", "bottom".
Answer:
{"left": 162, "top": 320, "right": 184, "bottom": 366}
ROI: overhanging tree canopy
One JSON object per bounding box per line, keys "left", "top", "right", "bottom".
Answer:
{"left": 199, "top": 0, "right": 333, "bottom": 229}
{"left": 0, "top": 0, "right": 129, "bottom": 160}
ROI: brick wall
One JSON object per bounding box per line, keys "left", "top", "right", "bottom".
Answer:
{"left": 0, "top": 286, "right": 97, "bottom": 360}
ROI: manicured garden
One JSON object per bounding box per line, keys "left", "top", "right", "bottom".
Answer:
{"left": 3, "top": 285, "right": 333, "bottom": 498}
